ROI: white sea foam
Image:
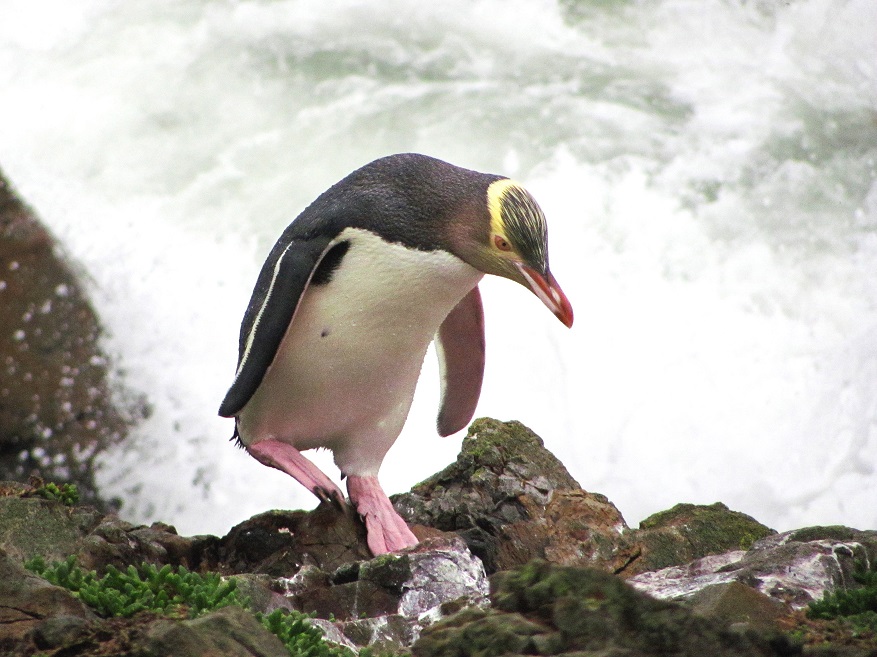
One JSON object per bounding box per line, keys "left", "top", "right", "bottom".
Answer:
{"left": 0, "top": 0, "right": 875, "bottom": 535}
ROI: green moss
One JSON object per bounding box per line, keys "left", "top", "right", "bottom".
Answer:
{"left": 789, "top": 526, "right": 856, "bottom": 543}
{"left": 634, "top": 502, "right": 774, "bottom": 572}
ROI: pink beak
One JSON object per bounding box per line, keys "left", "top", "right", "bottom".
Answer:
{"left": 516, "top": 263, "right": 574, "bottom": 328}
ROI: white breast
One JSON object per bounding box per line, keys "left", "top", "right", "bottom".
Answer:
{"left": 237, "top": 227, "right": 483, "bottom": 476}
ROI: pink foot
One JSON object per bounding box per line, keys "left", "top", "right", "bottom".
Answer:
{"left": 247, "top": 439, "right": 345, "bottom": 506}
{"left": 347, "top": 475, "right": 418, "bottom": 556}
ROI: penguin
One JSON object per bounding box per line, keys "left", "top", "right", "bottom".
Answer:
{"left": 219, "top": 153, "right": 573, "bottom": 556}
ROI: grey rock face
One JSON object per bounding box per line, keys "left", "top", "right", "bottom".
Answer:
{"left": 629, "top": 526, "right": 877, "bottom": 610}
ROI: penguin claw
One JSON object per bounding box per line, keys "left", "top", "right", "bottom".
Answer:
{"left": 315, "top": 486, "right": 347, "bottom": 510}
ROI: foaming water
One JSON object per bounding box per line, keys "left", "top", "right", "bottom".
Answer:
{"left": 1, "top": 0, "right": 875, "bottom": 535}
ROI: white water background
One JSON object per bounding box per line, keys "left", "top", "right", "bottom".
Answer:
{"left": 1, "top": 0, "right": 876, "bottom": 536}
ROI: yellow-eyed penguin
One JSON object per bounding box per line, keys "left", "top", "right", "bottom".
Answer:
{"left": 219, "top": 153, "right": 573, "bottom": 556}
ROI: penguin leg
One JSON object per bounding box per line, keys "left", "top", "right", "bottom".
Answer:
{"left": 346, "top": 475, "right": 418, "bottom": 555}
{"left": 247, "top": 439, "right": 346, "bottom": 506}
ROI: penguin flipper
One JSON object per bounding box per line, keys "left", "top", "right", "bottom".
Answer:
{"left": 219, "top": 234, "right": 336, "bottom": 417}
{"left": 435, "top": 285, "right": 485, "bottom": 437}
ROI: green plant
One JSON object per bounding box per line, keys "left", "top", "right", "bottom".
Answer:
{"left": 257, "top": 609, "right": 353, "bottom": 657}
{"left": 24, "top": 556, "right": 358, "bottom": 656}
{"left": 32, "top": 481, "right": 80, "bottom": 505}
{"left": 808, "top": 564, "right": 877, "bottom": 632}
{"left": 25, "top": 556, "right": 243, "bottom": 618}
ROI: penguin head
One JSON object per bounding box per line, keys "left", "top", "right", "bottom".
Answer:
{"left": 462, "top": 178, "right": 574, "bottom": 328}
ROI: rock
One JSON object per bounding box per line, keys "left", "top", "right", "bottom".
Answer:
{"left": 0, "top": 495, "right": 102, "bottom": 563}
{"left": 141, "top": 605, "right": 289, "bottom": 657}
{"left": 393, "top": 418, "right": 635, "bottom": 574}
{"left": 0, "top": 489, "right": 220, "bottom": 574}
{"left": 229, "top": 573, "right": 295, "bottom": 616}
{"left": 629, "top": 526, "right": 877, "bottom": 610}
{"left": 0, "top": 547, "right": 97, "bottom": 650}
{"left": 413, "top": 559, "right": 798, "bottom": 657}
{"left": 0, "top": 170, "right": 139, "bottom": 510}
{"left": 622, "top": 502, "right": 776, "bottom": 576}
{"left": 31, "top": 613, "right": 93, "bottom": 650}
{"left": 275, "top": 535, "right": 489, "bottom": 651}
{"left": 218, "top": 503, "right": 370, "bottom": 576}
{"left": 7, "top": 413, "right": 877, "bottom": 654}
{"left": 687, "top": 581, "right": 788, "bottom": 633}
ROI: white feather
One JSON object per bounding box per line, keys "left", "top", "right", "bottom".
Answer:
{"left": 237, "top": 227, "right": 483, "bottom": 476}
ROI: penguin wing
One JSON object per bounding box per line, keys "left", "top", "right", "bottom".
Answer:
{"left": 435, "top": 285, "right": 485, "bottom": 436}
{"left": 218, "top": 234, "right": 336, "bottom": 418}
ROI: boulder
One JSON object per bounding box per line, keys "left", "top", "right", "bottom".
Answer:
{"left": 217, "top": 502, "right": 371, "bottom": 576}
{"left": 0, "top": 170, "right": 137, "bottom": 509}
{"left": 622, "top": 502, "right": 776, "bottom": 576}
{"left": 393, "top": 418, "right": 635, "bottom": 574}
{"left": 629, "top": 526, "right": 877, "bottom": 610}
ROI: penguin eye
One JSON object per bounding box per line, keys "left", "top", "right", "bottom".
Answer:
{"left": 494, "top": 235, "right": 512, "bottom": 252}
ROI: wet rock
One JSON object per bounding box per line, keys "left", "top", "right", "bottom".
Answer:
{"left": 0, "top": 170, "right": 138, "bottom": 509}
{"left": 229, "top": 573, "right": 295, "bottom": 616}
{"left": 622, "top": 502, "right": 776, "bottom": 576}
{"left": 629, "top": 526, "right": 877, "bottom": 610}
{"left": 413, "top": 559, "right": 797, "bottom": 657}
{"left": 393, "top": 418, "right": 635, "bottom": 574}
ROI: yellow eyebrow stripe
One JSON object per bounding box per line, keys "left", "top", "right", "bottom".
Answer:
{"left": 486, "top": 178, "right": 520, "bottom": 236}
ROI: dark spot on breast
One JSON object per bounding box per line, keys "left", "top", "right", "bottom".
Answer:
{"left": 321, "top": 328, "right": 330, "bottom": 338}
{"left": 311, "top": 240, "right": 350, "bottom": 286}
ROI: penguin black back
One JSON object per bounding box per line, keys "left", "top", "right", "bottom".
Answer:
{"left": 220, "top": 153, "right": 503, "bottom": 419}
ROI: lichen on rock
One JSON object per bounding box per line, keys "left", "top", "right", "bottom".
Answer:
{"left": 625, "top": 501, "right": 776, "bottom": 576}
{"left": 413, "top": 559, "right": 797, "bottom": 657}
{"left": 393, "top": 418, "right": 634, "bottom": 574}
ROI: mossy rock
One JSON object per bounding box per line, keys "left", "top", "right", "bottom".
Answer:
{"left": 413, "top": 560, "right": 796, "bottom": 657}
{"left": 0, "top": 496, "right": 102, "bottom": 563}
{"left": 787, "top": 526, "right": 857, "bottom": 543}
{"left": 628, "top": 502, "right": 775, "bottom": 574}
{"left": 406, "top": 418, "right": 580, "bottom": 498}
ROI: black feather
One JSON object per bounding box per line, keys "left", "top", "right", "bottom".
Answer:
{"left": 311, "top": 240, "right": 350, "bottom": 286}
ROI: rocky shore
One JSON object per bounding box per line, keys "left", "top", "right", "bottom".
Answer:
{"left": 3, "top": 417, "right": 877, "bottom": 656}
{"left": 3, "top": 172, "right": 877, "bottom": 656}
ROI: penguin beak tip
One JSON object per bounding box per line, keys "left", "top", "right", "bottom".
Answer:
{"left": 516, "top": 264, "right": 574, "bottom": 328}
